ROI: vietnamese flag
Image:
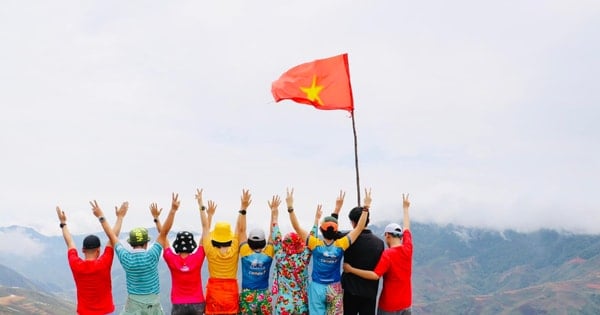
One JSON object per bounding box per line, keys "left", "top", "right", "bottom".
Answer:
{"left": 271, "top": 53, "right": 354, "bottom": 112}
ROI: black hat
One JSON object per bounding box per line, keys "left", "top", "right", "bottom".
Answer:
{"left": 83, "top": 235, "right": 101, "bottom": 249}
{"left": 172, "top": 231, "right": 197, "bottom": 254}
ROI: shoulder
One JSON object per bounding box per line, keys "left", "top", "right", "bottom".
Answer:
{"left": 151, "top": 242, "right": 163, "bottom": 252}
{"left": 264, "top": 244, "right": 275, "bottom": 257}
{"left": 67, "top": 248, "right": 80, "bottom": 260}
{"left": 334, "top": 235, "right": 351, "bottom": 249}
{"left": 239, "top": 243, "right": 252, "bottom": 256}
{"left": 307, "top": 235, "right": 323, "bottom": 249}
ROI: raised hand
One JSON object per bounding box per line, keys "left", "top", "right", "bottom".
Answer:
{"left": 240, "top": 189, "right": 252, "bottom": 210}
{"left": 115, "top": 202, "right": 129, "bottom": 218}
{"left": 150, "top": 203, "right": 163, "bottom": 218}
{"left": 403, "top": 193, "right": 410, "bottom": 209}
{"left": 334, "top": 190, "right": 345, "bottom": 214}
{"left": 269, "top": 195, "right": 281, "bottom": 215}
{"left": 315, "top": 204, "right": 323, "bottom": 221}
{"left": 171, "top": 192, "right": 180, "bottom": 211}
{"left": 56, "top": 206, "right": 67, "bottom": 223}
{"left": 195, "top": 188, "right": 204, "bottom": 209}
{"left": 363, "top": 188, "right": 372, "bottom": 208}
{"left": 90, "top": 200, "right": 104, "bottom": 218}
{"left": 207, "top": 200, "right": 217, "bottom": 216}
{"left": 286, "top": 187, "right": 294, "bottom": 210}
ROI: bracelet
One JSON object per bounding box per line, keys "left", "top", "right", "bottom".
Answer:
{"left": 331, "top": 213, "right": 339, "bottom": 219}
{"left": 287, "top": 207, "right": 294, "bottom": 213}
{"left": 98, "top": 216, "right": 105, "bottom": 223}
{"left": 59, "top": 223, "right": 66, "bottom": 228}
{"left": 200, "top": 206, "right": 206, "bottom": 211}
{"left": 238, "top": 209, "right": 247, "bottom": 215}
{"left": 362, "top": 206, "right": 370, "bottom": 212}
{"left": 153, "top": 218, "right": 158, "bottom": 223}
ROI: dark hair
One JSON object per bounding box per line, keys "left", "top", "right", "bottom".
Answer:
{"left": 320, "top": 227, "right": 338, "bottom": 240}
{"left": 348, "top": 207, "right": 370, "bottom": 226}
{"left": 248, "top": 239, "right": 266, "bottom": 250}
{"left": 211, "top": 240, "right": 232, "bottom": 248}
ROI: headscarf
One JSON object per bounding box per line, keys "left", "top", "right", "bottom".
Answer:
{"left": 282, "top": 232, "right": 305, "bottom": 255}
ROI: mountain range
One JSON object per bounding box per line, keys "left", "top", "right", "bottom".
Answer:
{"left": 0, "top": 223, "right": 599, "bottom": 314}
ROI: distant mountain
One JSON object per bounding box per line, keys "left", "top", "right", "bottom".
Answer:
{"left": 0, "top": 264, "right": 43, "bottom": 292}
{"left": 1, "top": 223, "right": 599, "bottom": 314}
{"left": 0, "top": 264, "right": 75, "bottom": 314}
{"left": 402, "top": 223, "right": 600, "bottom": 314}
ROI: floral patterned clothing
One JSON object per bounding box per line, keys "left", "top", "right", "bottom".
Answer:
{"left": 270, "top": 224, "right": 315, "bottom": 315}
{"left": 240, "top": 288, "right": 272, "bottom": 315}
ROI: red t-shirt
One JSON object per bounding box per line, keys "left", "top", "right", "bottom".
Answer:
{"left": 373, "top": 229, "right": 413, "bottom": 311}
{"left": 68, "top": 246, "right": 115, "bottom": 315}
{"left": 163, "top": 246, "right": 206, "bottom": 304}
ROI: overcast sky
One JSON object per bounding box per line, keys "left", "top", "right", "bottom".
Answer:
{"left": 1, "top": 1, "right": 599, "bottom": 239}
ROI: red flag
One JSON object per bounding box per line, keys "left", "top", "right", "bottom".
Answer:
{"left": 271, "top": 53, "right": 354, "bottom": 112}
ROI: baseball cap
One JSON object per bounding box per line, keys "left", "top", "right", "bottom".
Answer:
{"left": 82, "top": 235, "right": 101, "bottom": 249}
{"left": 384, "top": 223, "right": 403, "bottom": 237}
{"left": 128, "top": 227, "right": 150, "bottom": 246}
{"left": 321, "top": 216, "right": 339, "bottom": 231}
{"left": 248, "top": 228, "right": 265, "bottom": 242}
{"left": 211, "top": 222, "right": 234, "bottom": 243}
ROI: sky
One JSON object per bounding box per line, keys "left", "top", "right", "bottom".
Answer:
{"left": 0, "top": 0, "right": 599, "bottom": 240}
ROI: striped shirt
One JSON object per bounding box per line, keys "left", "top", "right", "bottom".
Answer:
{"left": 116, "top": 242, "right": 163, "bottom": 295}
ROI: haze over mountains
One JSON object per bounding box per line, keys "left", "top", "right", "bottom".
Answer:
{"left": 0, "top": 223, "right": 599, "bottom": 314}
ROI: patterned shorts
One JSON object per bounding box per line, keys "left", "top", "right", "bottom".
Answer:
{"left": 239, "top": 288, "right": 272, "bottom": 315}
{"left": 308, "top": 281, "right": 343, "bottom": 315}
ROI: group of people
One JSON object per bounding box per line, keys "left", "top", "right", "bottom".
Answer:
{"left": 57, "top": 188, "right": 412, "bottom": 315}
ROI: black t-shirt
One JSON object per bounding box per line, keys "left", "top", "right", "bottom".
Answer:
{"left": 341, "top": 229, "right": 385, "bottom": 298}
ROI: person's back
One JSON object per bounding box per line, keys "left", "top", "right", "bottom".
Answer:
{"left": 57, "top": 204, "right": 125, "bottom": 315}
{"left": 198, "top": 189, "right": 250, "bottom": 315}
{"left": 239, "top": 228, "right": 274, "bottom": 315}
{"left": 340, "top": 207, "right": 385, "bottom": 315}
{"left": 116, "top": 239, "right": 162, "bottom": 295}
{"left": 115, "top": 226, "right": 164, "bottom": 314}
{"left": 163, "top": 240, "right": 205, "bottom": 304}
{"left": 270, "top": 193, "right": 312, "bottom": 315}
{"left": 376, "top": 227, "right": 413, "bottom": 312}
{"left": 68, "top": 245, "right": 114, "bottom": 314}
{"left": 343, "top": 194, "right": 413, "bottom": 315}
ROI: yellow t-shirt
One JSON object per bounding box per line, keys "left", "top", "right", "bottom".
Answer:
{"left": 203, "top": 236, "right": 240, "bottom": 279}
{"left": 307, "top": 234, "right": 350, "bottom": 251}
{"left": 239, "top": 243, "right": 275, "bottom": 258}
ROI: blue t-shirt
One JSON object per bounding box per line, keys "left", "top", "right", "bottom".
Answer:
{"left": 115, "top": 242, "right": 163, "bottom": 295}
{"left": 307, "top": 234, "right": 351, "bottom": 284}
{"left": 239, "top": 243, "right": 274, "bottom": 290}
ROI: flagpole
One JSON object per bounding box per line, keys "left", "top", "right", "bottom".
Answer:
{"left": 351, "top": 112, "right": 361, "bottom": 207}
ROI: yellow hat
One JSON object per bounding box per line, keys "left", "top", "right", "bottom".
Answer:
{"left": 211, "top": 221, "right": 234, "bottom": 243}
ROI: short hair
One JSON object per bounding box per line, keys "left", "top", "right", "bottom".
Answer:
{"left": 348, "top": 207, "right": 370, "bottom": 227}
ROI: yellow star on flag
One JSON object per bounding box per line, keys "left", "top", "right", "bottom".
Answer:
{"left": 300, "top": 75, "right": 324, "bottom": 106}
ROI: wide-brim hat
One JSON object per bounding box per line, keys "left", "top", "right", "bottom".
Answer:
{"left": 211, "top": 221, "right": 234, "bottom": 243}
{"left": 172, "top": 231, "right": 197, "bottom": 253}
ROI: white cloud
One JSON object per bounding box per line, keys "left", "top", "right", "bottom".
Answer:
{"left": 0, "top": 229, "right": 45, "bottom": 258}
{"left": 0, "top": 1, "right": 599, "bottom": 236}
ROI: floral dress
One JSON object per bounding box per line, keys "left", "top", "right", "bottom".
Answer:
{"left": 270, "top": 224, "right": 315, "bottom": 315}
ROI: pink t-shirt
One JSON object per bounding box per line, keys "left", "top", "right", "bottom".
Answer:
{"left": 163, "top": 246, "right": 206, "bottom": 304}
{"left": 374, "top": 230, "right": 413, "bottom": 311}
